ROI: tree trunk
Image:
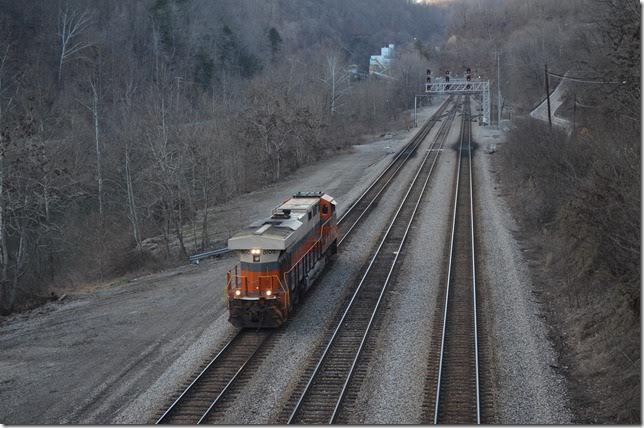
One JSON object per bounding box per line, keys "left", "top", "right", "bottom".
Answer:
{"left": 92, "top": 84, "right": 104, "bottom": 226}
{"left": 0, "top": 154, "right": 6, "bottom": 286}
{"left": 163, "top": 203, "right": 171, "bottom": 258}
{"left": 174, "top": 218, "right": 187, "bottom": 258}
{"left": 124, "top": 146, "right": 142, "bottom": 253}
{"left": 58, "top": 49, "right": 65, "bottom": 86}
{"left": 174, "top": 168, "right": 187, "bottom": 258}
{"left": 8, "top": 197, "right": 28, "bottom": 312}
{"left": 200, "top": 163, "right": 210, "bottom": 250}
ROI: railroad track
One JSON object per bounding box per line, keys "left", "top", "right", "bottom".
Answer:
{"left": 423, "top": 96, "right": 481, "bottom": 424}
{"left": 283, "top": 100, "right": 460, "bottom": 424}
{"left": 155, "top": 329, "right": 271, "bottom": 424}
{"left": 154, "top": 98, "right": 452, "bottom": 425}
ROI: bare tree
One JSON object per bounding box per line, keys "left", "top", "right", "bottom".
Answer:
{"left": 119, "top": 79, "right": 142, "bottom": 252}
{"left": 57, "top": 3, "right": 92, "bottom": 85}
{"left": 321, "top": 54, "right": 351, "bottom": 115}
{"left": 144, "top": 89, "right": 189, "bottom": 258}
{"left": 77, "top": 78, "right": 104, "bottom": 226}
{"left": 0, "top": 40, "right": 12, "bottom": 288}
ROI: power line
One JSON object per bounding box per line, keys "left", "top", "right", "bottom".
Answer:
{"left": 547, "top": 70, "right": 628, "bottom": 84}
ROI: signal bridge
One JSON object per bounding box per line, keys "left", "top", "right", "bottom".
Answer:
{"left": 425, "top": 78, "right": 491, "bottom": 126}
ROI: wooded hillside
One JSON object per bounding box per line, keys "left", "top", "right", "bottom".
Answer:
{"left": 0, "top": 0, "right": 445, "bottom": 313}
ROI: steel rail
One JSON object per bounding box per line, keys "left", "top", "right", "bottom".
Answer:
{"left": 156, "top": 332, "right": 239, "bottom": 424}
{"left": 432, "top": 96, "right": 481, "bottom": 424}
{"left": 338, "top": 96, "right": 450, "bottom": 226}
{"left": 287, "top": 102, "right": 459, "bottom": 424}
{"left": 469, "top": 99, "right": 481, "bottom": 424}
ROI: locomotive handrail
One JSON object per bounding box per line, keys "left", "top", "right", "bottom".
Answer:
{"left": 283, "top": 216, "right": 335, "bottom": 280}
{"left": 261, "top": 275, "right": 288, "bottom": 297}
{"left": 226, "top": 272, "right": 289, "bottom": 300}
{"left": 226, "top": 268, "right": 248, "bottom": 295}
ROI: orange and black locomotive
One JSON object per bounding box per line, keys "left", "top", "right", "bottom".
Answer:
{"left": 226, "top": 192, "right": 338, "bottom": 328}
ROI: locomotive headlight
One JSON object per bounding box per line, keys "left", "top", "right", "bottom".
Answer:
{"left": 235, "top": 289, "right": 241, "bottom": 296}
{"left": 250, "top": 248, "right": 261, "bottom": 255}
{"left": 266, "top": 290, "right": 272, "bottom": 296}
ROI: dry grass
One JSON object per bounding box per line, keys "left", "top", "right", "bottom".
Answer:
{"left": 497, "top": 117, "right": 640, "bottom": 423}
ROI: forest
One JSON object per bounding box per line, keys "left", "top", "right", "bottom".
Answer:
{"left": 0, "top": 0, "right": 443, "bottom": 312}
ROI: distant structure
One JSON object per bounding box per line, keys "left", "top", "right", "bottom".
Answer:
{"left": 346, "top": 64, "right": 367, "bottom": 80}
{"left": 369, "top": 44, "right": 395, "bottom": 78}
{"left": 425, "top": 75, "right": 491, "bottom": 126}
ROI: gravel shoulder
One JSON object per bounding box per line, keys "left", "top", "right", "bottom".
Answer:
{"left": 0, "top": 102, "right": 445, "bottom": 424}
{"left": 471, "top": 119, "right": 573, "bottom": 423}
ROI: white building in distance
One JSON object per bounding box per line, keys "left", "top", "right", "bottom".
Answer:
{"left": 369, "top": 44, "right": 395, "bottom": 77}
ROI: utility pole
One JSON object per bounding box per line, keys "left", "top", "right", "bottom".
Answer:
{"left": 414, "top": 96, "right": 417, "bottom": 128}
{"left": 496, "top": 50, "right": 501, "bottom": 129}
{"left": 544, "top": 64, "right": 552, "bottom": 130}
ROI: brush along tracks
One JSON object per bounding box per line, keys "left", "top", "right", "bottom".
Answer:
{"left": 153, "top": 98, "right": 451, "bottom": 425}
{"left": 282, "top": 101, "right": 460, "bottom": 424}
{"left": 423, "top": 96, "right": 482, "bottom": 424}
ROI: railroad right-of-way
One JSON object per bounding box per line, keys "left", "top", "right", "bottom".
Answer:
{"left": 135, "top": 91, "right": 571, "bottom": 425}
{"left": 153, "top": 98, "right": 454, "bottom": 425}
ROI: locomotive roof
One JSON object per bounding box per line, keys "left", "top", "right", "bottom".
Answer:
{"left": 279, "top": 197, "right": 319, "bottom": 211}
{"left": 228, "top": 194, "right": 334, "bottom": 251}
{"left": 228, "top": 217, "right": 304, "bottom": 250}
